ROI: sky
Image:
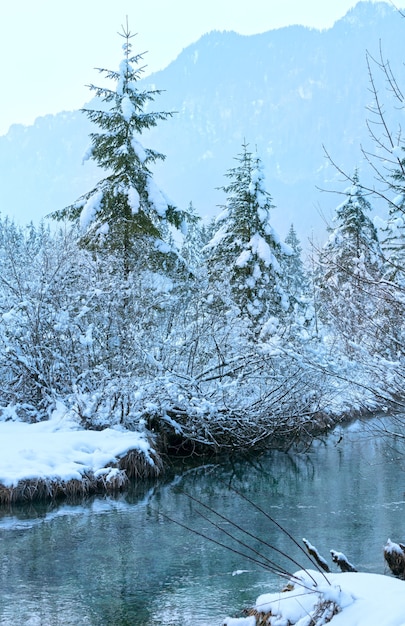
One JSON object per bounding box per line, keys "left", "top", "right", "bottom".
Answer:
{"left": 0, "top": 0, "right": 394, "bottom": 136}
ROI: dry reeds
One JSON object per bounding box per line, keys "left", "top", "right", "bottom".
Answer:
{"left": 118, "top": 448, "right": 163, "bottom": 479}
{"left": 242, "top": 600, "right": 339, "bottom": 626}
{"left": 0, "top": 477, "right": 92, "bottom": 505}
{"left": 242, "top": 607, "right": 273, "bottom": 625}
{"left": 0, "top": 446, "right": 163, "bottom": 504}
{"left": 157, "top": 486, "right": 348, "bottom": 626}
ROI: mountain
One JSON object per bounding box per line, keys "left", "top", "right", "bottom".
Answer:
{"left": 0, "top": 1, "right": 403, "bottom": 245}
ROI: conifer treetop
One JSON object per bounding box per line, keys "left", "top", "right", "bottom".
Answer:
{"left": 49, "top": 20, "right": 185, "bottom": 264}
{"left": 205, "top": 142, "right": 291, "bottom": 323}
{"left": 320, "top": 169, "right": 383, "bottom": 287}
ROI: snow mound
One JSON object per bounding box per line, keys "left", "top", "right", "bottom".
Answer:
{"left": 0, "top": 402, "right": 153, "bottom": 489}
{"left": 224, "top": 569, "right": 405, "bottom": 626}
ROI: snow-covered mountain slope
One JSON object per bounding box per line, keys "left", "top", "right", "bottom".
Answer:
{"left": 0, "top": 2, "right": 403, "bottom": 243}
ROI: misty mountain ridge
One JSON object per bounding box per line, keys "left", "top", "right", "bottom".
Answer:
{"left": 0, "top": 1, "right": 404, "bottom": 246}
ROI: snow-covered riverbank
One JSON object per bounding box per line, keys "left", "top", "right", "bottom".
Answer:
{"left": 0, "top": 402, "right": 159, "bottom": 502}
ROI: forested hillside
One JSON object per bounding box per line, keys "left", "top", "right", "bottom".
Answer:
{"left": 1, "top": 1, "right": 404, "bottom": 241}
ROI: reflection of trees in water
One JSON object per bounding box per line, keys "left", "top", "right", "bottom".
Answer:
{"left": 2, "top": 418, "right": 405, "bottom": 625}
{"left": 144, "top": 449, "right": 325, "bottom": 592}
{"left": 166, "top": 449, "right": 317, "bottom": 496}
{"left": 149, "top": 418, "right": 405, "bottom": 581}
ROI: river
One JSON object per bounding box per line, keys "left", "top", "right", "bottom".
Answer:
{"left": 0, "top": 417, "right": 404, "bottom": 625}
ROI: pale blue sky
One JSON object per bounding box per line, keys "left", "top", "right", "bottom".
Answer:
{"left": 0, "top": 0, "right": 394, "bottom": 135}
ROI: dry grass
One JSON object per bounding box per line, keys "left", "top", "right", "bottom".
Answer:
{"left": 0, "top": 446, "right": 163, "bottom": 504}
{"left": 119, "top": 448, "right": 163, "bottom": 479}
{"left": 0, "top": 477, "right": 94, "bottom": 504}
{"left": 241, "top": 598, "right": 339, "bottom": 625}
{"left": 242, "top": 608, "right": 273, "bottom": 625}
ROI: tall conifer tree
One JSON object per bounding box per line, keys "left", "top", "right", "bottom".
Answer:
{"left": 283, "top": 224, "right": 309, "bottom": 299}
{"left": 204, "top": 142, "right": 290, "bottom": 326}
{"left": 318, "top": 171, "right": 383, "bottom": 349}
{"left": 50, "top": 20, "right": 184, "bottom": 276}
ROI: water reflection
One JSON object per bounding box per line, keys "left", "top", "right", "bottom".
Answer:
{"left": 0, "top": 419, "right": 405, "bottom": 625}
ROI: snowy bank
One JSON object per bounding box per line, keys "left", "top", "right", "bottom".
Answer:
{"left": 224, "top": 569, "right": 405, "bottom": 626}
{"left": 0, "top": 403, "right": 161, "bottom": 503}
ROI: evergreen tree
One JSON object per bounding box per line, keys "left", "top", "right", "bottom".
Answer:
{"left": 50, "top": 20, "right": 184, "bottom": 276}
{"left": 281, "top": 224, "right": 319, "bottom": 340}
{"left": 320, "top": 171, "right": 382, "bottom": 285}
{"left": 204, "top": 142, "right": 290, "bottom": 327}
{"left": 283, "top": 224, "right": 309, "bottom": 299}
{"left": 317, "top": 171, "right": 384, "bottom": 350}
{"left": 180, "top": 202, "right": 205, "bottom": 271}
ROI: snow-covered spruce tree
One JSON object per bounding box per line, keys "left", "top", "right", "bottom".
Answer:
{"left": 180, "top": 202, "right": 206, "bottom": 271}
{"left": 317, "top": 171, "right": 384, "bottom": 352}
{"left": 49, "top": 21, "right": 185, "bottom": 277}
{"left": 283, "top": 224, "right": 310, "bottom": 300}
{"left": 43, "top": 22, "right": 207, "bottom": 439}
{"left": 160, "top": 145, "right": 337, "bottom": 453}
{"left": 204, "top": 142, "right": 291, "bottom": 333}
{"left": 361, "top": 48, "right": 405, "bottom": 387}
{"left": 279, "top": 223, "right": 321, "bottom": 343}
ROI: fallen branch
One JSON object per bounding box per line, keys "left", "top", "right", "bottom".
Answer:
{"left": 303, "top": 538, "right": 331, "bottom": 572}
{"left": 330, "top": 549, "right": 357, "bottom": 573}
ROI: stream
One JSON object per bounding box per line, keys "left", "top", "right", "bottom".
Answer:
{"left": 0, "top": 416, "right": 405, "bottom": 625}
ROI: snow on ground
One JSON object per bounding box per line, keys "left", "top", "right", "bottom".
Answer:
{"left": 0, "top": 402, "right": 152, "bottom": 488}
{"left": 224, "top": 569, "right": 405, "bottom": 626}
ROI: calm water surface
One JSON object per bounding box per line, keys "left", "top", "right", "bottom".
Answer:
{"left": 0, "top": 417, "right": 405, "bottom": 625}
